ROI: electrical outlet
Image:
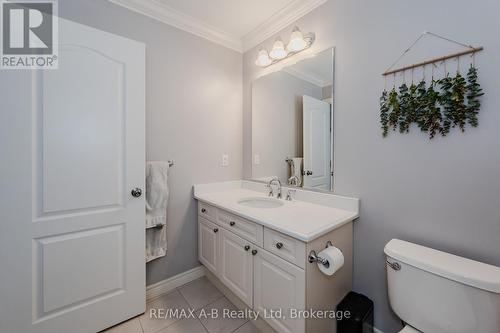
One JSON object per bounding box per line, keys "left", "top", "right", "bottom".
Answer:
{"left": 221, "top": 154, "right": 229, "bottom": 167}
{"left": 254, "top": 154, "right": 260, "bottom": 165}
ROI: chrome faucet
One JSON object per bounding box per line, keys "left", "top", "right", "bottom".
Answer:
{"left": 266, "top": 178, "right": 282, "bottom": 199}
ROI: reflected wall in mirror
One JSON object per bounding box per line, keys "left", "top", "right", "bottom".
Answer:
{"left": 251, "top": 48, "right": 335, "bottom": 191}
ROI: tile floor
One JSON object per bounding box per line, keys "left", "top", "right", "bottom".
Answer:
{"left": 102, "top": 277, "right": 262, "bottom": 333}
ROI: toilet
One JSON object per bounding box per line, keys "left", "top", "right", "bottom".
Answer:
{"left": 384, "top": 239, "right": 500, "bottom": 333}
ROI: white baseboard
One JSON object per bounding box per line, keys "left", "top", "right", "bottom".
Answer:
{"left": 146, "top": 265, "right": 206, "bottom": 302}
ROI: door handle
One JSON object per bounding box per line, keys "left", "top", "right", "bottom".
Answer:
{"left": 131, "top": 188, "right": 142, "bottom": 197}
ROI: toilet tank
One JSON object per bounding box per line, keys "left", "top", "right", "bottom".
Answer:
{"left": 384, "top": 239, "right": 500, "bottom": 333}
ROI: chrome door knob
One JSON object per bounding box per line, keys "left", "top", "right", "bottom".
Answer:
{"left": 131, "top": 188, "right": 142, "bottom": 197}
{"left": 244, "top": 245, "right": 250, "bottom": 251}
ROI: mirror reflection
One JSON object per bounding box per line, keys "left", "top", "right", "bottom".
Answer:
{"left": 251, "top": 48, "right": 335, "bottom": 191}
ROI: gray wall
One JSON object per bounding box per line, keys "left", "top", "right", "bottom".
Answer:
{"left": 243, "top": 0, "right": 500, "bottom": 332}
{"left": 322, "top": 85, "right": 333, "bottom": 99}
{"left": 252, "top": 71, "right": 322, "bottom": 182}
{"left": 59, "top": 0, "right": 243, "bottom": 285}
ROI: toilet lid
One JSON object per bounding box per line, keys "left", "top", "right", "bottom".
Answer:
{"left": 399, "top": 324, "right": 422, "bottom": 333}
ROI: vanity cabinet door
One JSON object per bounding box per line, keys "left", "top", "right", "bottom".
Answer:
{"left": 220, "top": 229, "right": 254, "bottom": 307}
{"left": 198, "top": 217, "right": 220, "bottom": 276}
{"left": 254, "top": 249, "right": 305, "bottom": 333}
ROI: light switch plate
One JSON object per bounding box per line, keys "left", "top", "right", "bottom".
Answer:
{"left": 254, "top": 154, "right": 260, "bottom": 165}
{"left": 221, "top": 154, "right": 229, "bottom": 167}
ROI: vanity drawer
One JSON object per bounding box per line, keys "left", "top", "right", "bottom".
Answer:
{"left": 216, "top": 210, "right": 263, "bottom": 247}
{"left": 264, "top": 228, "right": 306, "bottom": 268}
{"left": 198, "top": 202, "right": 216, "bottom": 221}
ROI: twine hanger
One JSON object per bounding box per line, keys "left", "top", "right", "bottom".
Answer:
{"left": 382, "top": 31, "right": 483, "bottom": 76}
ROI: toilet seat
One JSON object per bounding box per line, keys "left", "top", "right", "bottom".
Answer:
{"left": 399, "top": 324, "right": 422, "bottom": 333}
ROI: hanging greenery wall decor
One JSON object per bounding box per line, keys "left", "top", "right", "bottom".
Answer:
{"left": 380, "top": 31, "right": 484, "bottom": 139}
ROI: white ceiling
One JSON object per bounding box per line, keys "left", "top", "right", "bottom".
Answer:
{"left": 157, "top": 0, "right": 295, "bottom": 38}
{"left": 109, "top": 0, "right": 328, "bottom": 52}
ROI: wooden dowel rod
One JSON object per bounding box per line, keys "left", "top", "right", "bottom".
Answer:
{"left": 382, "top": 47, "right": 483, "bottom": 76}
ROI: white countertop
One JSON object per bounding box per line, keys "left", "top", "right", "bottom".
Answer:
{"left": 194, "top": 181, "right": 359, "bottom": 242}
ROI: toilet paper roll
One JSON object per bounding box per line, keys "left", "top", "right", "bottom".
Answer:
{"left": 317, "top": 246, "right": 344, "bottom": 276}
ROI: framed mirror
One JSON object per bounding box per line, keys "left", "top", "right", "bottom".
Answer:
{"left": 250, "top": 47, "right": 335, "bottom": 191}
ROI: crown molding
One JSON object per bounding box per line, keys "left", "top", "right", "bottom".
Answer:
{"left": 284, "top": 67, "right": 332, "bottom": 87}
{"left": 108, "top": 0, "right": 326, "bottom": 54}
{"left": 108, "top": 0, "right": 243, "bottom": 52}
{"left": 242, "top": 0, "right": 327, "bottom": 52}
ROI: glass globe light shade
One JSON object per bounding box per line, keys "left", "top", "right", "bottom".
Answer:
{"left": 255, "top": 49, "right": 272, "bottom": 67}
{"left": 269, "top": 38, "right": 288, "bottom": 60}
{"left": 287, "top": 27, "right": 307, "bottom": 52}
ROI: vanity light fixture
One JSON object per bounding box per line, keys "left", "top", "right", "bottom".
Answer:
{"left": 255, "top": 26, "right": 315, "bottom": 68}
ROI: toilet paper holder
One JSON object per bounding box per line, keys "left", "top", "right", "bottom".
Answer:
{"left": 308, "top": 241, "right": 334, "bottom": 267}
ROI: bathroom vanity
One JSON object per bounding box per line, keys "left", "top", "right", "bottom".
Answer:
{"left": 194, "top": 181, "right": 359, "bottom": 333}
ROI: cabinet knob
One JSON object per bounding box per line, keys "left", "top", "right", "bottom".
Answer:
{"left": 229, "top": 221, "right": 236, "bottom": 226}
{"left": 213, "top": 228, "right": 218, "bottom": 233}
{"left": 201, "top": 208, "right": 207, "bottom": 213}
{"left": 244, "top": 245, "right": 250, "bottom": 251}
{"left": 276, "top": 242, "right": 283, "bottom": 249}
{"left": 131, "top": 188, "right": 142, "bottom": 197}
{"left": 251, "top": 249, "right": 258, "bottom": 256}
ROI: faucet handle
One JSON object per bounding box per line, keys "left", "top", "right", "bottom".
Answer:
{"left": 265, "top": 184, "right": 273, "bottom": 197}
{"left": 286, "top": 189, "right": 296, "bottom": 201}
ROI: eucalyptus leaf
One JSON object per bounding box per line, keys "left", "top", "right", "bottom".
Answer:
{"left": 380, "top": 90, "right": 390, "bottom": 137}
{"left": 398, "top": 83, "right": 410, "bottom": 133}
{"left": 438, "top": 75, "right": 454, "bottom": 136}
{"left": 415, "top": 80, "right": 428, "bottom": 132}
{"left": 466, "top": 65, "right": 484, "bottom": 127}
{"left": 423, "top": 80, "right": 443, "bottom": 139}
{"left": 387, "top": 87, "right": 400, "bottom": 131}
{"left": 451, "top": 72, "right": 468, "bottom": 131}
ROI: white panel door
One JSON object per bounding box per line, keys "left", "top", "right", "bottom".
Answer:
{"left": 220, "top": 229, "right": 253, "bottom": 307}
{"left": 303, "top": 95, "right": 332, "bottom": 190}
{"left": 0, "top": 18, "right": 145, "bottom": 333}
{"left": 254, "top": 249, "right": 305, "bottom": 333}
{"left": 198, "top": 217, "right": 220, "bottom": 275}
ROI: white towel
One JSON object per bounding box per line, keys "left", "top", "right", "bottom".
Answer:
{"left": 145, "top": 161, "right": 170, "bottom": 262}
{"left": 291, "top": 158, "right": 303, "bottom": 186}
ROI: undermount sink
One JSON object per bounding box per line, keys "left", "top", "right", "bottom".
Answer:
{"left": 237, "top": 197, "right": 284, "bottom": 208}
